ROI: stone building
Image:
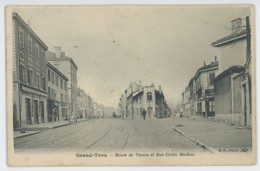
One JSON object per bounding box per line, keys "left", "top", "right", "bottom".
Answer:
{"left": 12, "top": 12, "right": 48, "bottom": 127}
{"left": 77, "top": 88, "right": 88, "bottom": 119}
{"left": 211, "top": 17, "right": 252, "bottom": 126}
{"left": 45, "top": 47, "right": 78, "bottom": 118}
{"left": 119, "top": 81, "right": 170, "bottom": 119}
{"left": 185, "top": 58, "right": 219, "bottom": 118}
{"left": 46, "top": 62, "right": 68, "bottom": 122}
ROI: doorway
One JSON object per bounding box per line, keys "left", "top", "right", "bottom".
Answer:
{"left": 25, "top": 98, "right": 32, "bottom": 125}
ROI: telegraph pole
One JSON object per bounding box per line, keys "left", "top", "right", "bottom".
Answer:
{"left": 246, "top": 16, "right": 251, "bottom": 57}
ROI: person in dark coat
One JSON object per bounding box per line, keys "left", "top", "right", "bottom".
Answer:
{"left": 142, "top": 109, "right": 147, "bottom": 120}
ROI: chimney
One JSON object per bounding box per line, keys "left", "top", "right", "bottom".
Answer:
{"left": 231, "top": 18, "right": 242, "bottom": 33}
{"left": 204, "top": 61, "right": 206, "bottom": 66}
{"left": 55, "top": 47, "right": 61, "bottom": 58}
{"left": 61, "top": 52, "right": 65, "bottom": 58}
{"left": 215, "top": 56, "right": 217, "bottom": 61}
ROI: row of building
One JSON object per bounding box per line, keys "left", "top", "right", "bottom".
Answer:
{"left": 118, "top": 81, "right": 171, "bottom": 119}
{"left": 12, "top": 12, "right": 112, "bottom": 128}
{"left": 181, "top": 17, "right": 252, "bottom": 126}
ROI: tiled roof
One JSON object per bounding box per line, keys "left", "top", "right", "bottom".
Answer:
{"left": 193, "top": 61, "right": 219, "bottom": 80}
{"left": 45, "top": 51, "right": 78, "bottom": 69}
{"left": 214, "top": 65, "right": 245, "bottom": 81}
{"left": 211, "top": 29, "right": 247, "bottom": 47}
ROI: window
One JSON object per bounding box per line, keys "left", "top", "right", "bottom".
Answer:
{"left": 18, "top": 28, "right": 24, "bottom": 49}
{"left": 19, "top": 51, "right": 24, "bottom": 60}
{"left": 28, "top": 38, "right": 32, "bottom": 55}
{"left": 28, "top": 69, "right": 33, "bottom": 86}
{"left": 55, "top": 75, "right": 59, "bottom": 86}
{"left": 209, "top": 100, "right": 215, "bottom": 112}
{"left": 48, "top": 87, "right": 51, "bottom": 99}
{"left": 36, "top": 73, "right": 40, "bottom": 88}
{"left": 20, "top": 64, "right": 26, "bottom": 83}
{"left": 209, "top": 73, "right": 215, "bottom": 86}
{"left": 42, "top": 76, "right": 46, "bottom": 90}
{"left": 61, "top": 93, "right": 63, "bottom": 103}
{"left": 48, "top": 69, "right": 50, "bottom": 81}
{"left": 51, "top": 72, "right": 54, "bottom": 84}
{"left": 35, "top": 45, "right": 39, "bottom": 60}
{"left": 60, "top": 79, "right": 63, "bottom": 89}
{"left": 147, "top": 92, "right": 152, "bottom": 101}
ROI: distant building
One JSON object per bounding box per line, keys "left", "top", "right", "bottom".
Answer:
{"left": 46, "top": 62, "right": 68, "bottom": 122}
{"left": 12, "top": 12, "right": 48, "bottom": 127}
{"left": 77, "top": 88, "right": 88, "bottom": 119}
{"left": 181, "top": 87, "right": 190, "bottom": 117}
{"left": 119, "top": 81, "right": 170, "bottom": 119}
{"left": 45, "top": 47, "right": 78, "bottom": 117}
{"left": 212, "top": 17, "right": 252, "bottom": 126}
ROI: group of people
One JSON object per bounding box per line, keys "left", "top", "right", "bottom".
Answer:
{"left": 113, "top": 109, "right": 148, "bottom": 120}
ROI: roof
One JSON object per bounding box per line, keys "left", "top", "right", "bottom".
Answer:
{"left": 193, "top": 61, "right": 219, "bottom": 80}
{"left": 214, "top": 65, "right": 246, "bottom": 81}
{"left": 12, "top": 12, "right": 48, "bottom": 50}
{"left": 211, "top": 29, "right": 247, "bottom": 47}
{"left": 46, "top": 62, "right": 68, "bottom": 81}
{"left": 132, "top": 90, "right": 144, "bottom": 98}
{"left": 45, "top": 51, "right": 78, "bottom": 69}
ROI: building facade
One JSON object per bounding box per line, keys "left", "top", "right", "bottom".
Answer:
{"left": 119, "top": 81, "right": 170, "bottom": 119}
{"left": 13, "top": 12, "right": 48, "bottom": 127}
{"left": 181, "top": 87, "right": 191, "bottom": 117}
{"left": 45, "top": 47, "right": 78, "bottom": 118}
{"left": 77, "top": 88, "right": 88, "bottom": 119}
{"left": 212, "top": 17, "right": 252, "bottom": 126}
{"left": 184, "top": 58, "right": 219, "bottom": 118}
{"left": 46, "top": 62, "right": 68, "bottom": 122}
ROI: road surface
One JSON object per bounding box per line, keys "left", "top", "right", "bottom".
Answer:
{"left": 14, "top": 117, "right": 204, "bottom": 154}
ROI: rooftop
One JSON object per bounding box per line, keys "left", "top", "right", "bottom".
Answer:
{"left": 45, "top": 51, "right": 78, "bottom": 69}
{"left": 211, "top": 29, "right": 247, "bottom": 47}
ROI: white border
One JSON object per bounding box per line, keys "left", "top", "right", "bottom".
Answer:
{"left": 0, "top": 0, "right": 259, "bottom": 171}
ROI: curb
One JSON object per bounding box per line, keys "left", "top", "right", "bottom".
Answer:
{"left": 173, "top": 127, "right": 217, "bottom": 153}
{"left": 14, "top": 131, "right": 40, "bottom": 139}
{"left": 50, "top": 123, "right": 69, "bottom": 129}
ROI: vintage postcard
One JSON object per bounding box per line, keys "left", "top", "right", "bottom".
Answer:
{"left": 6, "top": 5, "right": 256, "bottom": 166}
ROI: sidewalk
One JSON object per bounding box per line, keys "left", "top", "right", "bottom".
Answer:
{"left": 172, "top": 117, "right": 252, "bottom": 152}
{"left": 14, "top": 119, "right": 88, "bottom": 139}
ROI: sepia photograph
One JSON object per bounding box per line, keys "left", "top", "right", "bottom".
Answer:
{"left": 5, "top": 4, "right": 256, "bottom": 166}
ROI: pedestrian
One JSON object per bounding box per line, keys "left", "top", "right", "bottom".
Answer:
{"left": 142, "top": 109, "right": 147, "bottom": 120}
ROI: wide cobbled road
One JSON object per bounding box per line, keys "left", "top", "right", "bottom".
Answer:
{"left": 14, "top": 116, "right": 205, "bottom": 154}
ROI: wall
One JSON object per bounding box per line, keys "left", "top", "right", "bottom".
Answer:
{"left": 219, "top": 39, "right": 247, "bottom": 73}
{"left": 214, "top": 73, "right": 232, "bottom": 114}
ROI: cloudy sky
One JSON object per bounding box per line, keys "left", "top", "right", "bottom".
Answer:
{"left": 12, "top": 5, "right": 251, "bottom": 108}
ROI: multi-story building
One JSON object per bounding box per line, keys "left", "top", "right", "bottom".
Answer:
{"left": 181, "top": 86, "right": 191, "bottom": 117}
{"left": 211, "top": 17, "right": 252, "bottom": 126}
{"left": 86, "top": 94, "right": 94, "bottom": 119}
{"left": 45, "top": 47, "right": 78, "bottom": 118}
{"left": 13, "top": 12, "right": 48, "bottom": 127}
{"left": 77, "top": 88, "right": 87, "bottom": 119}
{"left": 46, "top": 62, "right": 68, "bottom": 122}
{"left": 193, "top": 60, "right": 219, "bottom": 117}
{"left": 119, "top": 81, "right": 170, "bottom": 119}
{"left": 184, "top": 58, "right": 219, "bottom": 118}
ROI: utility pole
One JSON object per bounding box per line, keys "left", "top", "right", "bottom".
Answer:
{"left": 246, "top": 16, "right": 251, "bottom": 57}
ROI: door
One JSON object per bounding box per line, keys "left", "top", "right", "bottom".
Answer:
{"left": 243, "top": 85, "right": 247, "bottom": 126}
{"left": 34, "top": 100, "right": 39, "bottom": 124}
{"left": 40, "top": 101, "right": 44, "bottom": 123}
{"left": 25, "top": 98, "right": 32, "bottom": 125}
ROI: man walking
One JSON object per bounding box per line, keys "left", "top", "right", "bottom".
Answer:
{"left": 142, "top": 109, "right": 147, "bottom": 120}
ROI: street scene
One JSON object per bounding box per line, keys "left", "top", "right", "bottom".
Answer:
{"left": 10, "top": 5, "right": 254, "bottom": 160}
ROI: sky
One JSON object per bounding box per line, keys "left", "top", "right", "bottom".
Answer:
{"left": 12, "top": 5, "right": 251, "bottom": 108}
